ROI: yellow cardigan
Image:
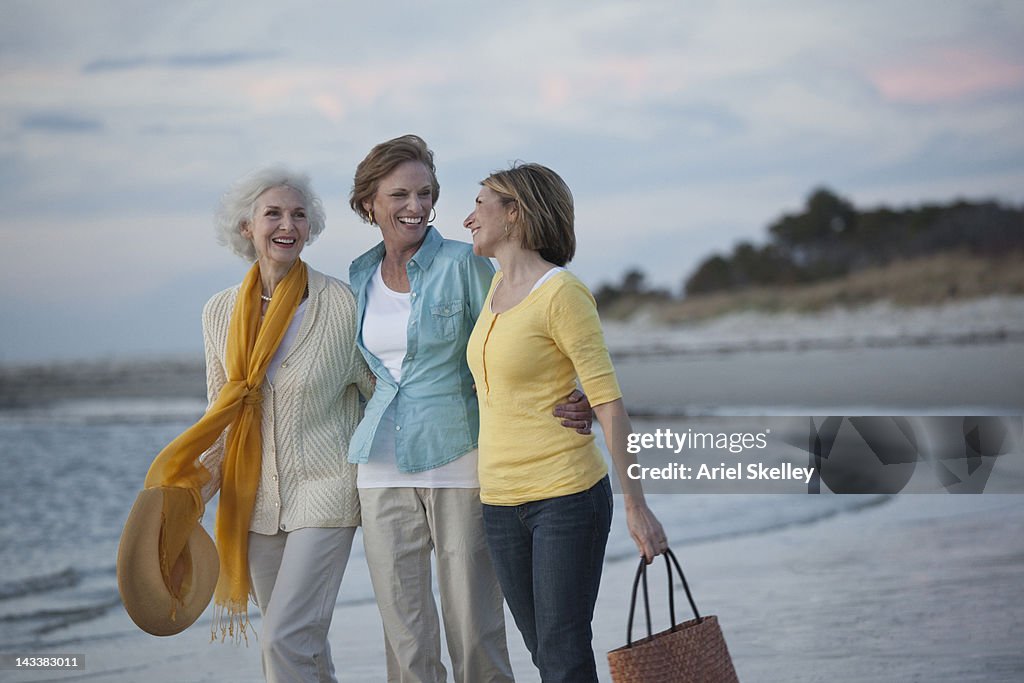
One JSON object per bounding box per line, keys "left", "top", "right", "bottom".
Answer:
{"left": 467, "top": 270, "right": 622, "bottom": 505}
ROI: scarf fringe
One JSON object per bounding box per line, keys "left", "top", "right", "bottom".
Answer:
{"left": 210, "top": 601, "right": 251, "bottom": 646}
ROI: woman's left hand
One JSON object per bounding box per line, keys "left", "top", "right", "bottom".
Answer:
{"left": 553, "top": 389, "right": 593, "bottom": 434}
{"left": 625, "top": 499, "right": 668, "bottom": 564}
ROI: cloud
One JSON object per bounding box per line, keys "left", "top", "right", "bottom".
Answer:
{"left": 80, "top": 56, "right": 152, "bottom": 73}
{"left": 845, "top": 128, "right": 1024, "bottom": 190}
{"left": 3, "top": 0, "right": 1024, "bottom": 361}
{"left": 870, "top": 49, "right": 1024, "bottom": 104}
{"left": 81, "top": 50, "right": 277, "bottom": 73}
{"left": 20, "top": 111, "right": 104, "bottom": 133}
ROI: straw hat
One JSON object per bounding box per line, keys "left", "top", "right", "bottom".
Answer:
{"left": 117, "top": 488, "right": 219, "bottom": 636}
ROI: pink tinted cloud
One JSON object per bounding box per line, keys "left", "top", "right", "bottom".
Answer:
{"left": 540, "top": 75, "right": 572, "bottom": 108}
{"left": 537, "top": 55, "right": 683, "bottom": 111}
{"left": 243, "top": 64, "right": 444, "bottom": 118}
{"left": 311, "top": 93, "right": 346, "bottom": 123}
{"left": 871, "top": 48, "right": 1024, "bottom": 104}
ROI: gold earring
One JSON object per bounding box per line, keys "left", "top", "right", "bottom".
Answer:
{"left": 503, "top": 222, "right": 511, "bottom": 238}
{"left": 429, "top": 207, "right": 437, "bottom": 223}
{"left": 368, "top": 208, "right": 374, "bottom": 225}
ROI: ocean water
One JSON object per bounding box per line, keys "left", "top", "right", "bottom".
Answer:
{"left": 0, "top": 396, "right": 891, "bottom": 657}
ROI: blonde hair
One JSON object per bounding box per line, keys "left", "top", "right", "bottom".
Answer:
{"left": 482, "top": 162, "right": 575, "bottom": 266}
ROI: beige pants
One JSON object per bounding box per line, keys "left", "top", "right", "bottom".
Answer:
{"left": 359, "top": 487, "right": 514, "bottom": 683}
{"left": 248, "top": 527, "right": 356, "bottom": 683}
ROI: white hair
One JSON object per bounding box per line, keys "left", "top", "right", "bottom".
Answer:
{"left": 214, "top": 166, "right": 327, "bottom": 261}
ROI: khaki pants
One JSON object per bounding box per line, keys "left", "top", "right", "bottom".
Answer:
{"left": 248, "top": 527, "right": 356, "bottom": 683}
{"left": 359, "top": 487, "right": 514, "bottom": 683}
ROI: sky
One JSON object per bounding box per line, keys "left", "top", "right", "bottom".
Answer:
{"left": 2, "top": 0, "right": 1023, "bottom": 362}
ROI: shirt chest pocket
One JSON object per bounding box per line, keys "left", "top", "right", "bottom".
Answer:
{"left": 430, "top": 299, "right": 465, "bottom": 341}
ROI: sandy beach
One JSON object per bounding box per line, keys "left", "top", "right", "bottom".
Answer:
{"left": 606, "top": 295, "right": 1024, "bottom": 415}
{"left": 3, "top": 297, "right": 1023, "bottom": 682}
{"left": 9, "top": 495, "right": 1021, "bottom": 682}
{"left": 615, "top": 342, "right": 1024, "bottom": 416}
{"left": 604, "top": 494, "right": 1024, "bottom": 682}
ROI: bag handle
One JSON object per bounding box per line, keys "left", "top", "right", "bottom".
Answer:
{"left": 624, "top": 548, "right": 702, "bottom": 647}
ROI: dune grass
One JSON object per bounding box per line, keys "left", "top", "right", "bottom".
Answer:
{"left": 608, "top": 250, "right": 1024, "bottom": 323}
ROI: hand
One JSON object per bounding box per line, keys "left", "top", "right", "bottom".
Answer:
{"left": 553, "top": 388, "right": 593, "bottom": 434}
{"left": 625, "top": 499, "right": 668, "bottom": 564}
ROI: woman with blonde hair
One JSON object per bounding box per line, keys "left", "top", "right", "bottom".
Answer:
{"left": 464, "top": 162, "right": 668, "bottom": 683}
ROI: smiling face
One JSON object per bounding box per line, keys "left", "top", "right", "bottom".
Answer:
{"left": 240, "top": 185, "right": 309, "bottom": 269}
{"left": 365, "top": 160, "right": 434, "bottom": 254}
{"left": 464, "top": 186, "right": 514, "bottom": 258}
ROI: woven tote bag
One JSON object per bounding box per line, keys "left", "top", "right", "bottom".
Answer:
{"left": 607, "top": 549, "right": 739, "bottom": 683}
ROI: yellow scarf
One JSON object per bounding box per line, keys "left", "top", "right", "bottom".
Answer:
{"left": 143, "top": 258, "right": 308, "bottom": 642}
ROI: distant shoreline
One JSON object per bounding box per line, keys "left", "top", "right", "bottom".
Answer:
{"left": 0, "top": 356, "right": 206, "bottom": 409}
{"left": 3, "top": 293, "right": 1023, "bottom": 410}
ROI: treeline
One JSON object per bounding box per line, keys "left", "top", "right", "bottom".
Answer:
{"left": 684, "top": 188, "right": 1023, "bottom": 296}
{"left": 594, "top": 188, "right": 1023, "bottom": 309}
{"left": 594, "top": 269, "right": 672, "bottom": 310}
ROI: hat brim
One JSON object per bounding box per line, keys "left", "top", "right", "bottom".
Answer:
{"left": 117, "top": 488, "right": 219, "bottom": 636}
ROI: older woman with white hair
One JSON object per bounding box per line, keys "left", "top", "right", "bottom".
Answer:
{"left": 146, "top": 166, "right": 373, "bottom": 683}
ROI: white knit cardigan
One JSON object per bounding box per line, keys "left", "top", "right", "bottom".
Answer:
{"left": 198, "top": 267, "right": 374, "bottom": 532}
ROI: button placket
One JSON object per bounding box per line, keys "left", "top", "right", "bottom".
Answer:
{"left": 264, "top": 383, "right": 282, "bottom": 524}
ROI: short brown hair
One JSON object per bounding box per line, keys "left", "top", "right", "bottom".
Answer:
{"left": 350, "top": 134, "right": 440, "bottom": 223}
{"left": 482, "top": 163, "right": 575, "bottom": 266}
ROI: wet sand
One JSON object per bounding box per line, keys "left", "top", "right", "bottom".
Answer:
{"left": 620, "top": 494, "right": 1024, "bottom": 683}
{"left": 17, "top": 495, "right": 1022, "bottom": 682}
{"left": 303, "top": 494, "right": 1024, "bottom": 683}
{"left": 616, "top": 342, "right": 1024, "bottom": 415}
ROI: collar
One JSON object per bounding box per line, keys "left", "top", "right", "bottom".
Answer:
{"left": 305, "top": 265, "right": 327, "bottom": 296}
{"left": 409, "top": 225, "right": 443, "bottom": 271}
{"left": 351, "top": 225, "right": 443, "bottom": 274}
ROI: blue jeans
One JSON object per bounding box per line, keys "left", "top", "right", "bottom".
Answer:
{"left": 482, "top": 476, "right": 613, "bottom": 683}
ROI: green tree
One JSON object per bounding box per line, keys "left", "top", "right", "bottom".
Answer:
{"left": 769, "top": 187, "right": 856, "bottom": 248}
{"left": 684, "top": 255, "right": 733, "bottom": 296}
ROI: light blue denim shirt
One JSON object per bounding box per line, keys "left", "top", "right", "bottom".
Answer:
{"left": 348, "top": 226, "right": 496, "bottom": 473}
